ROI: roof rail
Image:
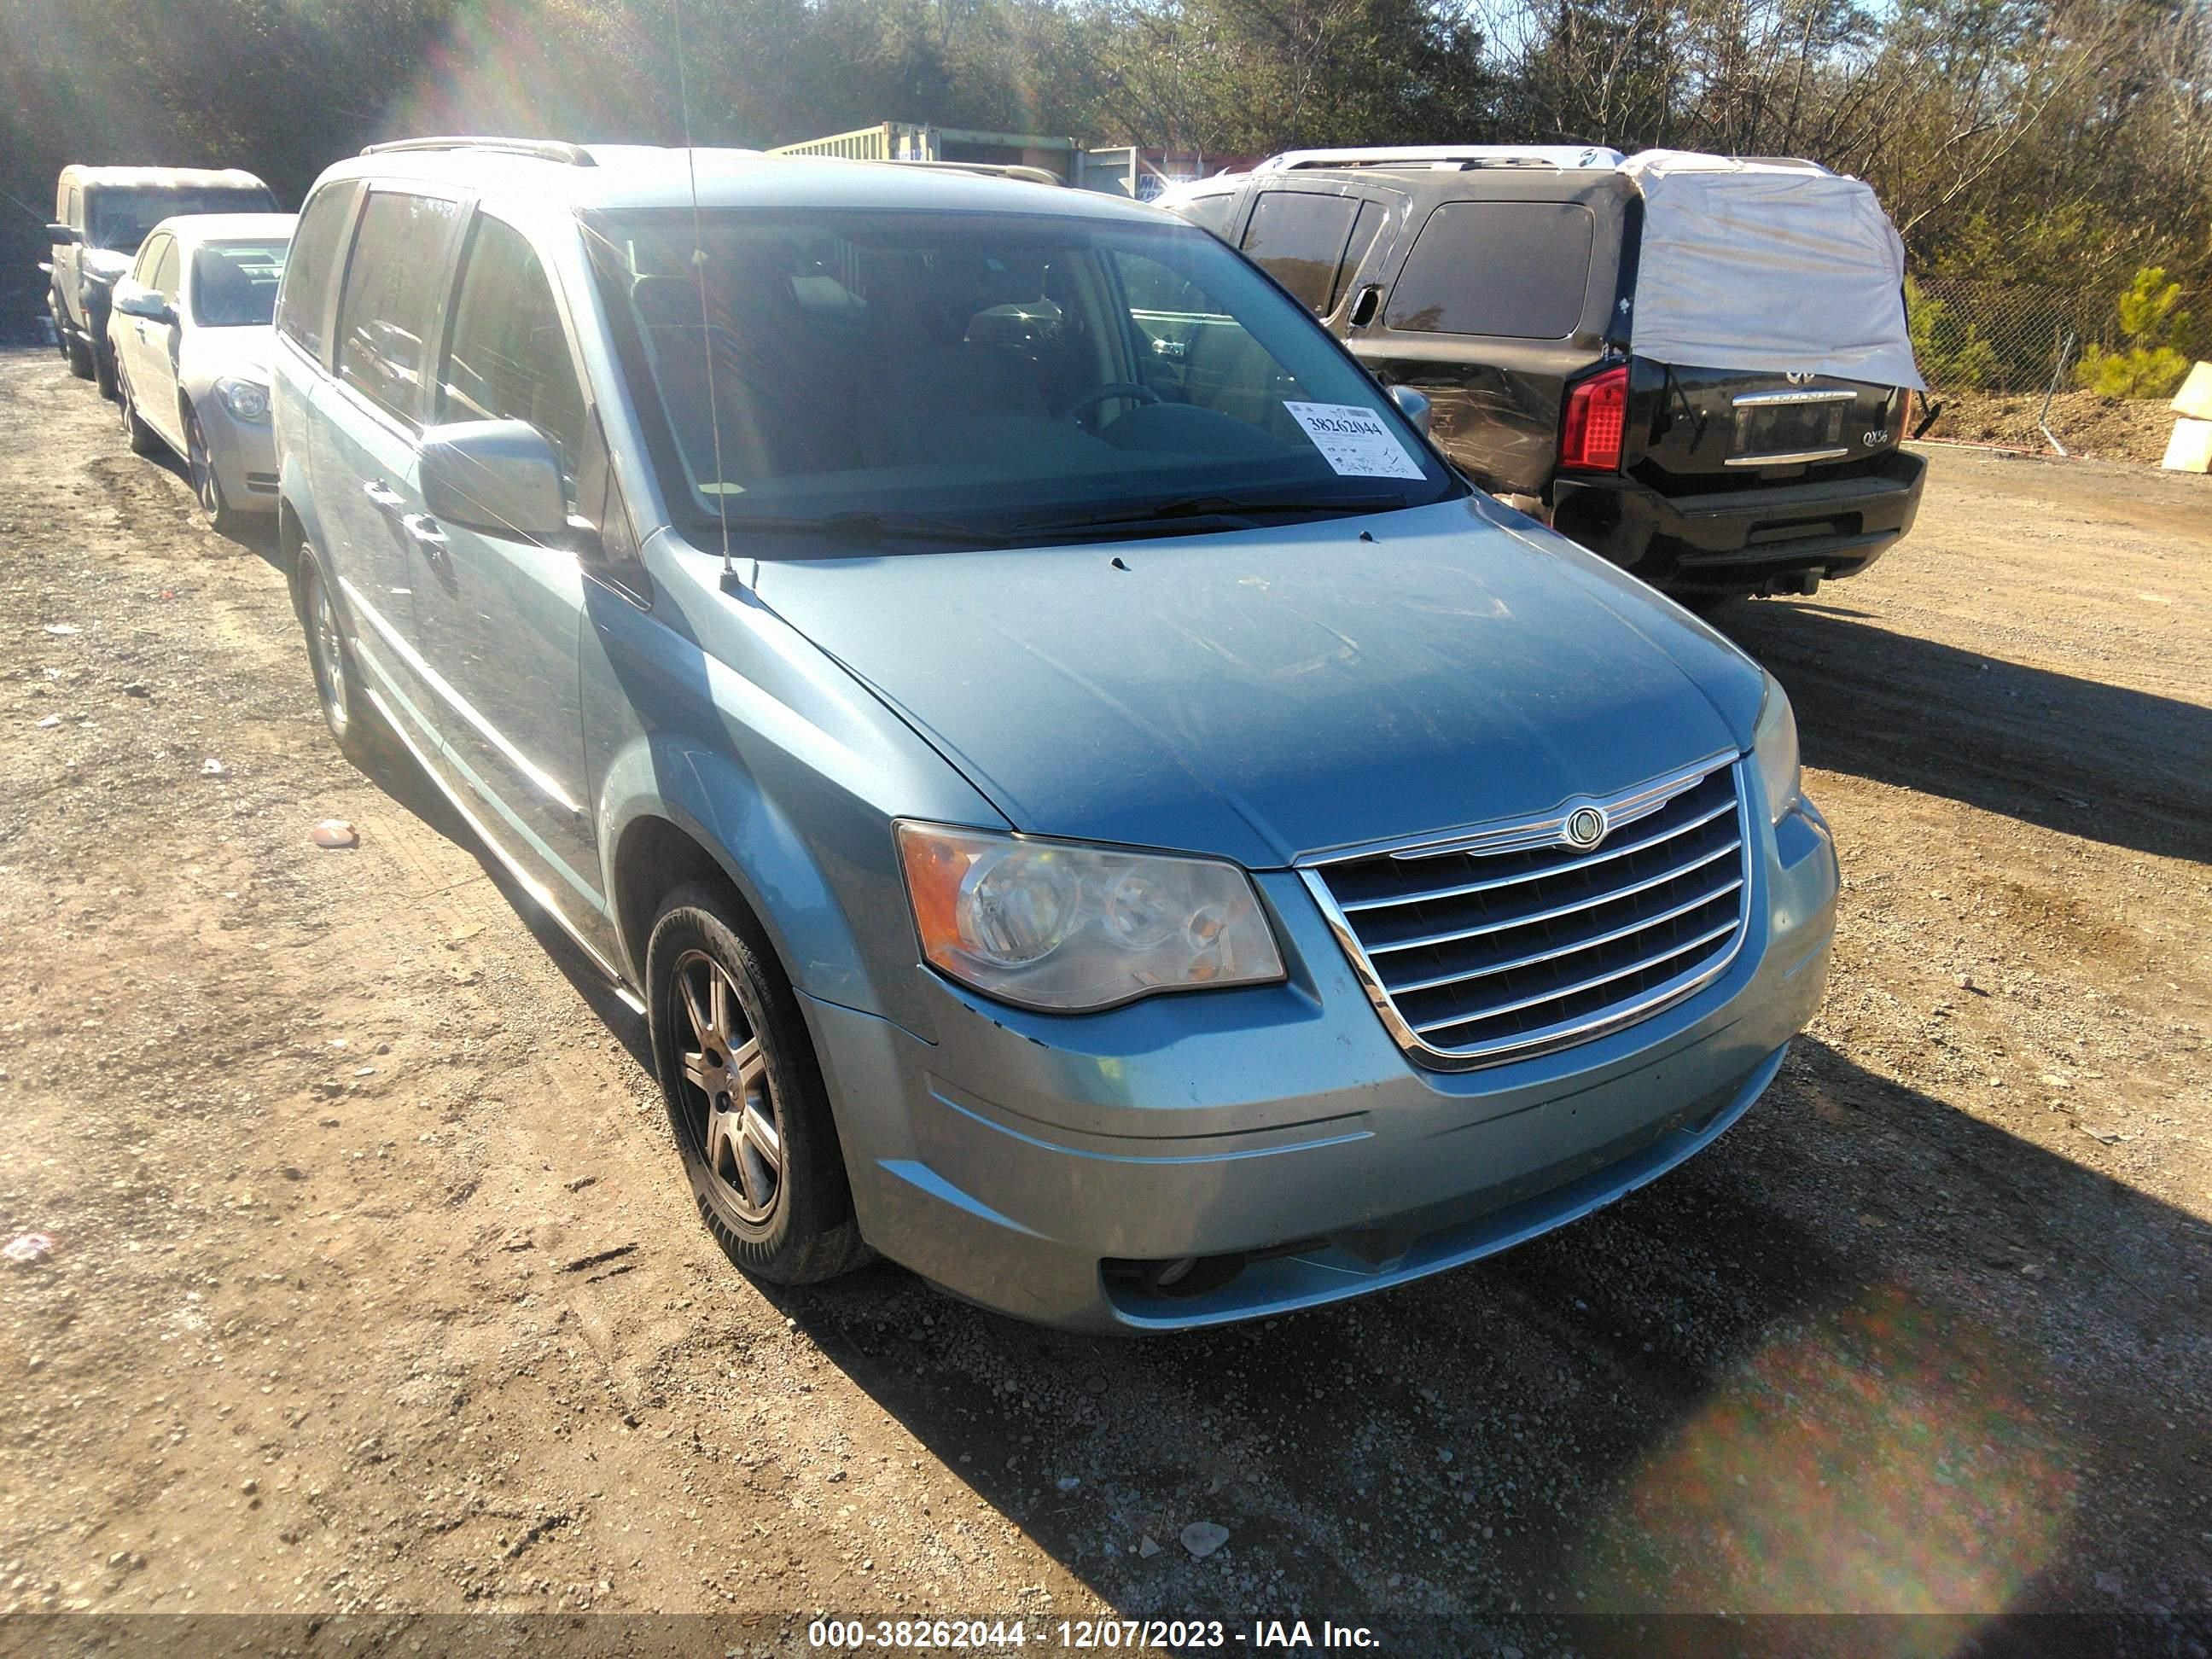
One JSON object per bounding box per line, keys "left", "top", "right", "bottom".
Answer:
{"left": 867, "top": 158, "right": 1066, "bottom": 187}
{"left": 361, "top": 137, "right": 597, "bottom": 167}
{"left": 1725, "top": 155, "right": 1832, "bottom": 173}
{"left": 1259, "top": 144, "right": 1625, "bottom": 173}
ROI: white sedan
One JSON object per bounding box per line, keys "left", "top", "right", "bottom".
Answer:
{"left": 107, "top": 212, "right": 295, "bottom": 531}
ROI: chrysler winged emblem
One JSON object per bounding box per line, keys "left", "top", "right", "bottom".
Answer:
{"left": 1563, "top": 804, "right": 1610, "bottom": 850}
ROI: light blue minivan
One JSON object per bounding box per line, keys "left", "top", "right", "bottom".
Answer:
{"left": 271, "top": 138, "right": 1836, "bottom": 1332}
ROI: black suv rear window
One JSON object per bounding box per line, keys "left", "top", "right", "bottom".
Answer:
{"left": 1239, "top": 191, "right": 1362, "bottom": 315}
{"left": 1386, "top": 201, "right": 1595, "bottom": 339}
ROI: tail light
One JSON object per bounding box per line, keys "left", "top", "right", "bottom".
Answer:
{"left": 1560, "top": 364, "right": 1629, "bottom": 472}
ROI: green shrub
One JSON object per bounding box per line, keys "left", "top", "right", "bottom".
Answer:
{"left": 2075, "top": 267, "right": 2193, "bottom": 399}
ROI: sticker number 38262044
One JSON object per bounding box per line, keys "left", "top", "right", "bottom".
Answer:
{"left": 1282, "top": 400, "right": 1428, "bottom": 480}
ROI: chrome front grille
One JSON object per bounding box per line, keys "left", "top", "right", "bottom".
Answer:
{"left": 1301, "top": 754, "right": 1749, "bottom": 1069}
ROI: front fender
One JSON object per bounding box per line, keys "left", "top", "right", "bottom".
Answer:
{"left": 582, "top": 544, "right": 1009, "bottom": 1039}
{"left": 597, "top": 736, "right": 874, "bottom": 1010}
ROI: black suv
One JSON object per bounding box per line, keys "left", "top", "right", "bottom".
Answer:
{"left": 1161, "top": 147, "right": 1926, "bottom": 600}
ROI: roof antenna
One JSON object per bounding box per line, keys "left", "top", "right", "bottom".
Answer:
{"left": 670, "top": 0, "right": 736, "bottom": 590}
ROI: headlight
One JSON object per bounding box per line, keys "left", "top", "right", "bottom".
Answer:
{"left": 894, "top": 823, "right": 1285, "bottom": 1012}
{"left": 1752, "top": 674, "right": 1802, "bottom": 825}
{"left": 217, "top": 376, "right": 271, "bottom": 422}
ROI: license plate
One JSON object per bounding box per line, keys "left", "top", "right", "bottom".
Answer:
{"left": 1737, "top": 399, "right": 1848, "bottom": 457}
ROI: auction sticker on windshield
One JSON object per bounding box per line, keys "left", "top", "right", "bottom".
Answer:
{"left": 1283, "top": 401, "right": 1427, "bottom": 480}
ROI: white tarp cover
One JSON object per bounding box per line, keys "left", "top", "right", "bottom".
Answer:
{"left": 1620, "top": 150, "right": 1924, "bottom": 390}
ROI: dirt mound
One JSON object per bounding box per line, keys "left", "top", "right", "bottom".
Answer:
{"left": 1917, "top": 387, "right": 2180, "bottom": 465}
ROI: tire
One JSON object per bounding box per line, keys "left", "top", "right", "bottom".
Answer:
{"left": 118, "top": 370, "right": 157, "bottom": 457}
{"left": 185, "top": 407, "right": 241, "bottom": 535}
{"left": 64, "top": 326, "right": 93, "bottom": 380}
{"left": 295, "top": 542, "right": 395, "bottom": 767}
{"left": 49, "top": 296, "right": 70, "bottom": 360}
{"left": 646, "top": 883, "right": 870, "bottom": 1287}
{"left": 92, "top": 338, "right": 119, "bottom": 401}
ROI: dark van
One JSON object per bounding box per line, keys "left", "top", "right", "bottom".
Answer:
{"left": 1159, "top": 146, "right": 1927, "bottom": 601}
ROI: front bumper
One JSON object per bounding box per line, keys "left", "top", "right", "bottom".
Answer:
{"left": 1552, "top": 449, "right": 1926, "bottom": 596}
{"left": 195, "top": 398, "right": 280, "bottom": 514}
{"left": 806, "top": 799, "right": 1839, "bottom": 1332}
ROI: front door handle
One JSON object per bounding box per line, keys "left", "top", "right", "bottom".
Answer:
{"left": 401, "top": 514, "right": 449, "bottom": 562}
{"left": 362, "top": 480, "right": 406, "bottom": 515}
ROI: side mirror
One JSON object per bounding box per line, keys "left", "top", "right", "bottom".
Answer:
{"left": 46, "top": 223, "right": 80, "bottom": 246}
{"left": 112, "top": 281, "right": 173, "bottom": 325}
{"left": 1389, "top": 383, "right": 1432, "bottom": 437}
{"left": 418, "top": 420, "right": 568, "bottom": 542}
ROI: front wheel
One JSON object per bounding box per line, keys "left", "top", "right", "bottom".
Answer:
{"left": 646, "top": 885, "right": 870, "bottom": 1287}
{"left": 63, "top": 326, "right": 93, "bottom": 380}
{"left": 92, "top": 338, "right": 118, "bottom": 401}
{"left": 118, "top": 371, "right": 157, "bottom": 457}
{"left": 186, "top": 408, "right": 240, "bottom": 534}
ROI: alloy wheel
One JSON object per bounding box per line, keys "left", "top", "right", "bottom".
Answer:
{"left": 671, "top": 948, "right": 784, "bottom": 1224}
{"left": 304, "top": 562, "right": 351, "bottom": 736}
{"left": 188, "top": 416, "right": 221, "bottom": 520}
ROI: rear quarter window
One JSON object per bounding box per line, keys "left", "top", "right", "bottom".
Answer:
{"left": 1176, "top": 189, "right": 1240, "bottom": 238}
{"left": 277, "top": 181, "right": 362, "bottom": 364}
{"left": 1239, "top": 190, "right": 1362, "bottom": 315}
{"left": 1385, "top": 201, "right": 1595, "bottom": 339}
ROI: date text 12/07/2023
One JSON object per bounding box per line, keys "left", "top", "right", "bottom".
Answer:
{"left": 806, "top": 1618, "right": 1382, "bottom": 1650}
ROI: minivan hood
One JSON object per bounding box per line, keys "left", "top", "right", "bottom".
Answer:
{"left": 754, "top": 497, "right": 1761, "bottom": 869}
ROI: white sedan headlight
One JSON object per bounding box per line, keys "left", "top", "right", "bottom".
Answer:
{"left": 1753, "top": 673, "right": 1802, "bottom": 824}
{"left": 217, "top": 375, "right": 271, "bottom": 422}
{"left": 894, "top": 823, "right": 1284, "bottom": 1012}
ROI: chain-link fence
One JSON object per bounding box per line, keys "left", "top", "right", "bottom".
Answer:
{"left": 1902, "top": 277, "right": 2183, "bottom": 459}
{"left": 1907, "top": 279, "right": 2115, "bottom": 396}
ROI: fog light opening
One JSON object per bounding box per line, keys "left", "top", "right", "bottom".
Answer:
{"left": 1152, "top": 1256, "right": 1197, "bottom": 1289}
{"left": 1103, "top": 1252, "right": 1249, "bottom": 1302}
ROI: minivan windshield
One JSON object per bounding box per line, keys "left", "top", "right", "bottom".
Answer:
{"left": 191, "top": 239, "right": 288, "bottom": 327}
{"left": 86, "top": 187, "right": 276, "bottom": 253}
{"left": 585, "top": 207, "right": 1458, "bottom": 547}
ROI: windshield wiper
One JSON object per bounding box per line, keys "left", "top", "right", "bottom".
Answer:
{"left": 1017, "top": 489, "right": 1412, "bottom": 540}
{"left": 719, "top": 509, "right": 1009, "bottom": 548}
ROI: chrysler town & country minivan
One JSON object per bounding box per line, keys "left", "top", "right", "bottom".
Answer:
{"left": 271, "top": 137, "right": 1837, "bottom": 1331}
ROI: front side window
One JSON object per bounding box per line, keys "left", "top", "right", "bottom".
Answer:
{"left": 335, "top": 190, "right": 463, "bottom": 422}
{"left": 1240, "top": 191, "right": 1363, "bottom": 315}
{"left": 586, "top": 207, "right": 1455, "bottom": 549}
{"left": 1386, "top": 201, "right": 1596, "bottom": 339}
{"left": 191, "top": 240, "right": 287, "bottom": 327}
{"left": 437, "top": 214, "right": 587, "bottom": 493}
{"left": 84, "top": 186, "right": 276, "bottom": 254}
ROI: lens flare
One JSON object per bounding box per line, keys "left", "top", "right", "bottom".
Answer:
{"left": 1572, "top": 1283, "right": 2075, "bottom": 1633}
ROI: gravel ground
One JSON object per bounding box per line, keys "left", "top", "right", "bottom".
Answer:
{"left": 0, "top": 345, "right": 2208, "bottom": 1652}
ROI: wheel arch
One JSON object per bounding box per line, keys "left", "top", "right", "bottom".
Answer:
{"left": 611, "top": 812, "right": 754, "bottom": 988}
{"left": 597, "top": 745, "right": 896, "bottom": 1027}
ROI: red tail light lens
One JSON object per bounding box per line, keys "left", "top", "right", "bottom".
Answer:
{"left": 1560, "top": 364, "right": 1629, "bottom": 472}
